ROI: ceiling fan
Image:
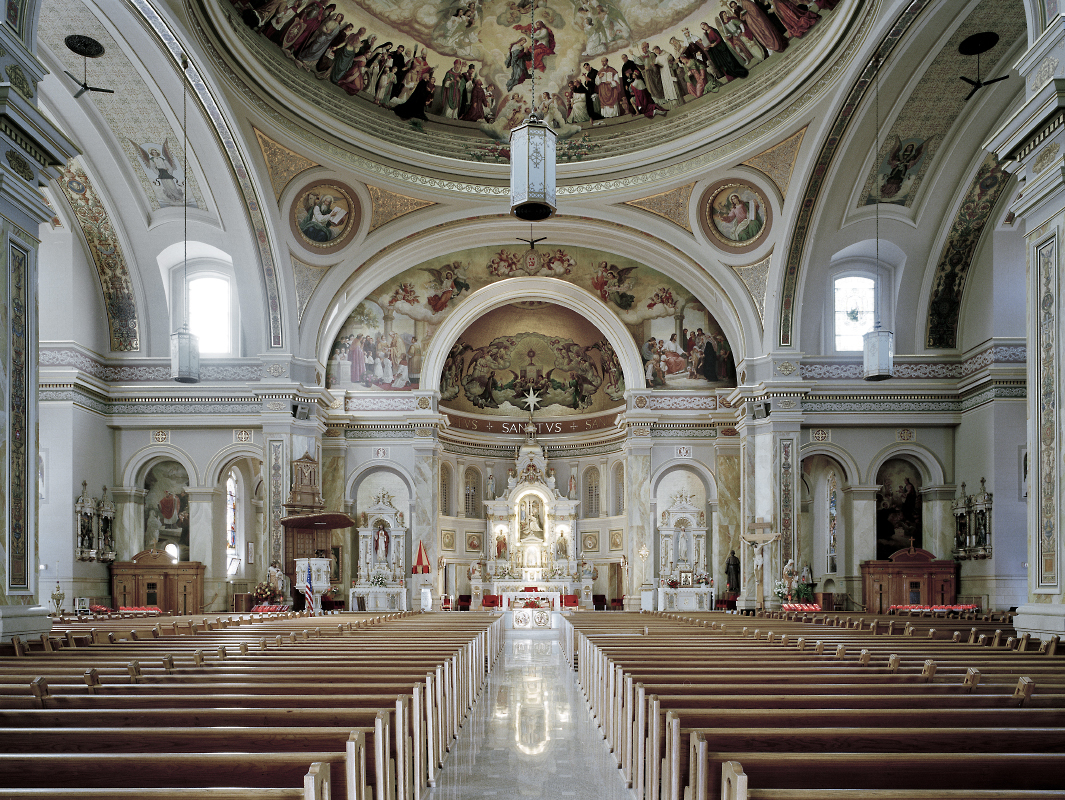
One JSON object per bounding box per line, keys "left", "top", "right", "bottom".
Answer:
{"left": 63, "top": 35, "right": 114, "bottom": 99}
{"left": 958, "top": 31, "right": 1009, "bottom": 101}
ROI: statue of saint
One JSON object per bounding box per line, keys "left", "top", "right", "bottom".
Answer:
{"left": 678, "top": 532, "right": 689, "bottom": 562}
{"left": 496, "top": 532, "right": 508, "bottom": 560}
{"left": 782, "top": 558, "right": 796, "bottom": 599}
{"left": 800, "top": 563, "right": 812, "bottom": 585}
{"left": 375, "top": 524, "right": 390, "bottom": 563}
{"left": 555, "top": 533, "right": 567, "bottom": 560}
{"left": 724, "top": 549, "right": 741, "bottom": 593}
{"left": 487, "top": 472, "right": 496, "bottom": 498}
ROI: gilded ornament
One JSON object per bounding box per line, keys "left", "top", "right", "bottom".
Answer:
{"left": 1034, "top": 143, "right": 1060, "bottom": 175}
{"left": 777, "top": 361, "right": 796, "bottom": 375}
{"left": 5, "top": 149, "right": 32, "bottom": 181}
{"left": 417, "top": 397, "right": 431, "bottom": 410}
{"left": 5, "top": 64, "right": 33, "bottom": 100}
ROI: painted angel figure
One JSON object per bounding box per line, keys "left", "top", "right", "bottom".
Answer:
{"left": 879, "top": 136, "right": 926, "bottom": 200}
{"left": 133, "top": 140, "right": 185, "bottom": 205}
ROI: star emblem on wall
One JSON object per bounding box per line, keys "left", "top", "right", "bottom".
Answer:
{"left": 522, "top": 390, "right": 541, "bottom": 413}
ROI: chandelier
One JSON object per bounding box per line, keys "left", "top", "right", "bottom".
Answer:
{"left": 509, "top": 0, "right": 556, "bottom": 221}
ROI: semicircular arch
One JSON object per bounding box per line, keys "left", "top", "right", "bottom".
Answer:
{"left": 866, "top": 443, "right": 946, "bottom": 486}
{"left": 420, "top": 277, "right": 645, "bottom": 396}
{"left": 203, "top": 443, "right": 265, "bottom": 488}
{"left": 650, "top": 458, "right": 719, "bottom": 505}
{"left": 799, "top": 442, "right": 861, "bottom": 486}
{"left": 122, "top": 444, "right": 200, "bottom": 489}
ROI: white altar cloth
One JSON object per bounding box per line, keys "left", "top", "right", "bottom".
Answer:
{"left": 502, "top": 591, "right": 561, "bottom": 611}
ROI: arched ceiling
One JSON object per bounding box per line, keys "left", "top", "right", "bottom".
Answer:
{"left": 195, "top": 0, "right": 867, "bottom": 182}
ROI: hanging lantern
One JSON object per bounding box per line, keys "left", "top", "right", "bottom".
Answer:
{"left": 509, "top": 114, "right": 556, "bottom": 221}
{"left": 862, "top": 326, "right": 894, "bottom": 381}
{"left": 171, "top": 325, "right": 200, "bottom": 384}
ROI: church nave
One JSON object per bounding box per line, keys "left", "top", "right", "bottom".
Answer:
{"left": 429, "top": 629, "right": 630, "bottom": 800}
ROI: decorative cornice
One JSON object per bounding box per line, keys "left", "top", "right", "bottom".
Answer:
{"left": 40, "top": 347, "right": 263, "bottom": 382}
{"left": 39, "top": 383, "right": 263, "bottom": 415}
{"left": 799, "top": 344, "right": 1026, "bottom": 380}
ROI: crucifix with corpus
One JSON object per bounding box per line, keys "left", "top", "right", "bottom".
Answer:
{"left": 741, "top": 516, "right": 780, "bottom": 610}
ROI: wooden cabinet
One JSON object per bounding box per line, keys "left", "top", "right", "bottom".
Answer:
{"left": 110, "top": 549, "right": 205, "bottom": 614}
{"left": 860, "top": 546, "right": 958, "bottom": 614}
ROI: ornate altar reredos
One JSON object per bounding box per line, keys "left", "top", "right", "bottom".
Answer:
{"left": 356, "top": 489, "right": 408, "bottom": 585}
{"left": 658, "top": 492, "right": 708, "bottom": 580}
{"left": 483, "top": 431, "right": 579, "bottom": 594}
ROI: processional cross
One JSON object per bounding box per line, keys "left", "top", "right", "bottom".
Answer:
{"left": 742, "top": 516, "right": 780, "bottom": 610}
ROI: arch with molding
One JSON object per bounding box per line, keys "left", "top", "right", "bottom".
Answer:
{"left": 650, "top": 458, "right": 719, "bottom": 505}
{"left": 799, "top": 442, "right": 862, "bottom": 486}
{"left": 203, "top": 443, "right": 264, "bottom": 488}
{"left": 419, "top": 277, "right": 647, "bottom": 396}
{"left": 311, "top": 217, "right": 754, "bottom": 370}
{"left": 345, "top": 460, "right": 417, "bottom": 505}
{"left": 122, "top": 444, "right": 200, "bottom": 489}
{"left": 866, "top": 443, "right": 947, "bottom": 487}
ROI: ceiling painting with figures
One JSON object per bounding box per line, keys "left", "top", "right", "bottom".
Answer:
{"left": 325, "top": 243, "right": 737, "bottom": 401}
{"left": 214, "top": 0, "right": 844, "bottom": 163}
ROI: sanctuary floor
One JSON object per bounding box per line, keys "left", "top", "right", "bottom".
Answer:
{"left": 428, "top": 628, "right": 632, "bottom": 800}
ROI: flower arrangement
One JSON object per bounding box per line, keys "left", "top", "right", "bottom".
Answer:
{"left": 694, "top": 572, "right": 711, "bottom": 586}
{"left": 251, "top": 581, "right": 281, "bottom": 604}
{"left": 666, "top": 578, "right": 680, "bottom": 589}
{"left": 773, "top": 579, "right": 789, "bottom": 600}
{"left": 368, "top": 571, "right": 388, "bottom": 588}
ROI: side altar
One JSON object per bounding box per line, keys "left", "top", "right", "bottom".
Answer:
{"left": 470, "top": 417, "right": 588, "bottom": 608}
{"left": 350, "top": 489, "right": 408, "bottom": 611}
{"left": 654, "top": 491, "right": 713, "bottom": 609}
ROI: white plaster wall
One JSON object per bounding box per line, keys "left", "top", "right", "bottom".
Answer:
{"left": 38, "top": 223, "right": 111, "bottom": 352}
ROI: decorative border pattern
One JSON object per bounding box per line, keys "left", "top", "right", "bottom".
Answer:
{"left": 780, "top": 0, "right": 930, "bottom": 346}
{"left": 8, "top": 243, "right": 28, "bottom": 587}
{"left": 346, "top": 395, "right": 420, "bottom": 412}
{"left": 799, "top": 344, "right": 1026, "bottom": 379}
{"left": 1038, "top": 238, "right": 1057, "bottom": 586}
{"left": 648, "top": 395, "right": 718, "bottom": 411}
{"left": 58, "top": 165, "right": 140, "bottom": 352}
{"left": 269, "top": 440, "right": 284, "bottom": 566}
{"left": 801, "top": 383, "right": 1025, "bottom": 414}
{"left": 780, "top": 438, "right": 794, "bottom": 565}
{"left": 131, "top": 0, "right": 284, "bottom": 348}
{"left": 925, "top": 156, "right": 1009, "bottom": 349}
{"left": 39, "top": 347, "right": 262, "bottom": 382}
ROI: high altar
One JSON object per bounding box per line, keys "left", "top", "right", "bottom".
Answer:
{"left": 472, "top": 420, "right": 584, "bottom": 608}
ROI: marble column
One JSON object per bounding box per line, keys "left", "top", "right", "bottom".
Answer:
{"left": 413, "top": 433, "right": 440, "bottom": 607}
{"left": 624, "top": 428, "right": 652, "bottom": 607}
{"left": 322, "top": 437, "right": 351, "bottom": 587}
{"left": 186, "top": 488, "right": 225, "bottom": 612}
{"left": 713, "top": 446, "right": 741, "bottom": 596}
{"left": 0, "top": 15, "right": 79, "bottom": 641}
{"left": 922, "top": 487, "right": 956, "bottom": 560}
{"left": 987, "top": 30, "right": 1065, "bottom": 636}
{"left": 843, "top": 486, "right": 879, "bottom": 605}
{"left": 111, "top": 488, "right": 146, "bottom": 560}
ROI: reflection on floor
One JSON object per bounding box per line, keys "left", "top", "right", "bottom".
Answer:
{"left": 428, "top": 628, "right": 632, "bottom": 800}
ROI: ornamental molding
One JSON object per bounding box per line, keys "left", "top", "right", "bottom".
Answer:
{"left": 39, "top": 347, "right": 263, "bottom": 382}
{"left": 647, "top": 394, "right": 718, "bottom": 410}
{"left": 799, "top": 345, "right": 1026, "bottom": 380}
{"left": 345, "top": 395, "right": 419, "bottom": 411}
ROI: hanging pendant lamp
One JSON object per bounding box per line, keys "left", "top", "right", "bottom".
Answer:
{"left": 863, "top": 53, "right": 893, "bottom": 381}
{"left": 171, "top": 54, "right": 200, "bottom": 384}
{"left": 509, "top": 1, "right": 556, "bottom": 221}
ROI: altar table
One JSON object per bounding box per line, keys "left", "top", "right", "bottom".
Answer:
{"left": 501, "top": 591, "right": 560, "bottom": 611}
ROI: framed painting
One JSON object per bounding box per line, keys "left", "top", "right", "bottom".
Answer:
{"left": 679, "top": 570, "right": 693, "bottom": 588}
{"left": 330, "top": 545, "right": 342, "bottom": 583}
{"left": 441, "top": 529, "right": 456, "bottom": 551}
{"left": 609, "top": 530, "right": 623, "bottom": 551}
{"left": 699, "top": 179, "right": 772, "bottom": 254}
{"left": 465, "top": 532, "right": 482, "bottom": 553}
{"left": 290, "top": 180, "right": 359, "bottom": 255}
{"left": 582, "top": 532, "right": 599, "bottom": 553}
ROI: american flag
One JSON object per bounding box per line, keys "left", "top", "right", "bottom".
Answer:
{"left": 303, "top": 562, "right": 314, "bottom": 615}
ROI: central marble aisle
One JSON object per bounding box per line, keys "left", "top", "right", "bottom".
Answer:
{"left": 428, "top": 628, "right": 632, "bottom": 800}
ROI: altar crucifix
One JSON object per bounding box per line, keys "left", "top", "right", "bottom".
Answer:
{"left": 742, "top": 516, "right": 780, "bottom": 610}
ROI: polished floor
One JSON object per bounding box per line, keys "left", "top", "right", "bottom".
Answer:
{"left": 428, "top": 628, "right": 632, "bottom": 800}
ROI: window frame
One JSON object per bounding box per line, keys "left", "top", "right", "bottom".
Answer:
{"left": 825, "top": 260, "right": 894, "bottom": 355}
{"left": 168, "top": 257, "right": 240, "bottom": 357}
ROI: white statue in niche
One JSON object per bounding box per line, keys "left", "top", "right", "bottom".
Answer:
{"left": 679, "top": 530, "right": 689, "bottom": 562}
{"left": 525, "top": 545, "right": 540, "bottom": 568}
{"left": 555, "top": 533, "right": 568, "bottom": 560}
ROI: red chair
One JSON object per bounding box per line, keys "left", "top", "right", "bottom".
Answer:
{"left": 610, "top": 597, "right": 624, "bottom": 611}
{"left": 441, "top": 595, "right": 453, "bottom": 612}
{"left": 562, "top": 594, "right": 579, "bottom": 609}
{"left": 457, "top": 594, "right": 472, "bottom": 611}
{"left": 482, "top": 594, "right": 500, "bottom": 610}
{"left": 523, "top": 586, "right": 539, "bottom": 592}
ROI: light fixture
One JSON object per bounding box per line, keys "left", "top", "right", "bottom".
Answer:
{"left": 171, "top": 54, "right": 200, "bottom": 384}
{"left": 509, "top": 0, "right": 555, "bottom": 221}
{"left": 863, "top": 53, "right": 893, "bottom": 381}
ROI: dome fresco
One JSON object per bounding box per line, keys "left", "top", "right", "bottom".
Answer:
{"left": 214, "top": 0, "right": 847, "bottom": 165}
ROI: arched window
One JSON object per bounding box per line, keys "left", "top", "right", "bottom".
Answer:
{"left": 613, "top": 463, "right": 625, "bottom": 515}
{"left": 833, "top": 276, "right": 875, "bottom": 351}
{"left": 585, "top": 467, "right": 601, "bottom": 519}
{"left": 226, "top": 468, "right": 241, "bottom": 576}
{"left": 189, "top": 275, "right": 232, "bottom": 354}
{"left": 464, "top": 467, "right": 481, "bottom": 519}
{"left": 440, "top": 463, "right": 452, "bottom": 516}
{"left": 826, "top": 470, "right": 838, "bottom": 574}
{"left": 160, "top": 242, "right": 240, "bottom": 357}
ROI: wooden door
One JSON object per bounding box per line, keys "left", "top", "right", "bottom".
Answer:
{"left": 137, "top": 573, "right": 166, "bottom": 609}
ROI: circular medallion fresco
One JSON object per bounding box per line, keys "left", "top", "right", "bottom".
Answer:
{"left": 290, "top": 180, "right": 360, "bottom": 254}
{"left": 699, "top": 179, "right": 771, "bottom": 253}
